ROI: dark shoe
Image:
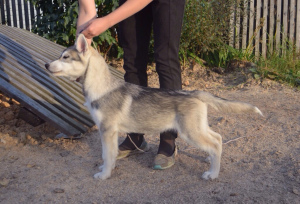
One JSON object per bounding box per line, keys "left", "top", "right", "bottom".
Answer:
{"left": 117, "top": 138, "right": 149, "bottom": 160}
{"left": 153, "top": 146, "right": 177, "bottom": 170}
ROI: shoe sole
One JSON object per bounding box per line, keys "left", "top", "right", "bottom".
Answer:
{"left": 153, "top": 162, "right": 175, "bottom": 170}
{"left": 117, "top": 143, "right": 150, "bottom": 160}
{"left": 152, "top": 146, "right": 177, "bottom": 170}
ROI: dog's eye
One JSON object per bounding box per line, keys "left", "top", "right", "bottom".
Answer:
{"left": 63, "top": 55, "right": 69, "bottom": 59}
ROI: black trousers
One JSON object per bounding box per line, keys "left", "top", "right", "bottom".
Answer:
{"left": 118, "top": 0, "right": 185, "bottom": 140}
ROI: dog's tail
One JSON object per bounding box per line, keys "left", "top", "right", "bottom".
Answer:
{"left": 196, "top": 91, "right": 263, "bottom": 116}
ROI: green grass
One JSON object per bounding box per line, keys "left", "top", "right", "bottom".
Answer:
{"left": 253, "top": 46, "right": 300, "bottom": 87}
{"left": 191, "top": 41, "right": 300, "bottom": 88}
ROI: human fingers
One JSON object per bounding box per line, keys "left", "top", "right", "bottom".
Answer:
{"left": 80, "top": 28, "right": 94, "bottom": 39}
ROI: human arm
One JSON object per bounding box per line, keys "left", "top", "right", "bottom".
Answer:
{"left": 77, "top": 0, "right": 153, "bottom": 43}
{"left": 77, "top": 0, "right": 97, "bottom": 45}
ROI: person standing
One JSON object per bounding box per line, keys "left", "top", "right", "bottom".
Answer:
{"left": 77, "top": 0, "right": 185, "bottom": 170}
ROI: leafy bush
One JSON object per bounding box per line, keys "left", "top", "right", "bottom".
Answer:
{"left": 180, "top": 0, "right": 236, "bottom": 66}
{"left": 28, "top": 0, "right": 299, "bottom": 86}
{"left": 30, "top": 0, "right": 237, "bottom": 62}
{"left": 30, "top": 0, "right": 119, "bottom": 56}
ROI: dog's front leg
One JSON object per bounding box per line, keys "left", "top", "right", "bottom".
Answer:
{"left": 94, "top": 129, "right": 118, "bottom": 180}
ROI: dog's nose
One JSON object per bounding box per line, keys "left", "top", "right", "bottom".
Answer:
{"left": 45, "top": 63, "right": 49, "bottom": 70}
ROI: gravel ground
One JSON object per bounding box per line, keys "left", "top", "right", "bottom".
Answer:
{"left": 0, "top": 62, "right": 299, "bottom": 203}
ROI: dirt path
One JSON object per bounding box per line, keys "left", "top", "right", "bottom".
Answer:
{"left": 0, "top": 64, "right": 299, "bottom": 203}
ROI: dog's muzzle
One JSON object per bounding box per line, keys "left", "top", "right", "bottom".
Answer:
{"left": 45, "top": 63, "right": 50, "bottom": 70}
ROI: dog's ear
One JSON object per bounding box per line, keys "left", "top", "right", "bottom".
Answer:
{"left": 76, "top": 34, "right": 89, "bottom": 54}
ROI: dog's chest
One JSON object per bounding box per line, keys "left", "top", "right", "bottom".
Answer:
{"left": 84, "top": 99, "right": 103, "bottom": 126}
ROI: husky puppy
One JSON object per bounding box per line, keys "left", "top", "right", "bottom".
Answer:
{"left": 45, "top": 34, "right": 263, "bottom": 180}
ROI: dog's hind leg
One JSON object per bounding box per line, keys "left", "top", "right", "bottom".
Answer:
{"left": 94, "top": 129, "right": 118, "bottom": 180}
{"left": 184, "top": 130, "right": 222, "bottom": 180}
{"left": 208, "top": 128, "right": 222, "bottom": 144}
{"left": 179, "top": 125, "right": 222, "bottom": 180}
{"left": 205, "top": 128, "right": 222, "bottom": 164}
{"left": 201, "top": 128, "right": 222, "bottom": 180}
{"left": 179, "top": 111, "right": 222, "bottom": 179}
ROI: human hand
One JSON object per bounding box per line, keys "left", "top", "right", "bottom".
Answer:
{"left": 80, "top": 17, "right": 110, "bottom": 40}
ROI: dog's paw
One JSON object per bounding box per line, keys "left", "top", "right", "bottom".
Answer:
{"left": 205, "top": 156, "right": 211, "bottom": 163}
{"left": 202, "top": 171, "right": 218, "bottom": 180}
{"left": 99, "top": 165, "right": 104, "bottom": 170}
{"left": 99, "top": 164, "right": 115, "bottom": 170}
{"left": 93, "top": 171, "right": 111, "bottom": 180}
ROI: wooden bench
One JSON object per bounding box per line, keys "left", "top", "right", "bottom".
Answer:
{"left": 0, "top": 25, "right": 123, "bottom": 136}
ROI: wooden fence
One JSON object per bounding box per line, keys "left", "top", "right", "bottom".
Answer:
{"left": 1, "top": 0, "right": 300, "bottom": 57}
{"left": 230, "top": 0, "right": 300, "bottom": 57}
{"left": 0, "top": 0, "right": 37, "bottom": 31}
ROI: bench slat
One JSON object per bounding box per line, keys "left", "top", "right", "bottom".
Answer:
{"left": 0, "top": 77, "right": 83, "bottom": 135}
{"left": 0, "top": 43, "right": 89, "bottom": 114}
{"left": 0, "top": 25, "right": 125, "bottom": 135}
{"left": 0, "top": 35, "right": 85, "bottom": 102}
{"left": 0, "top": 62, "right": 94, "bottom": 127}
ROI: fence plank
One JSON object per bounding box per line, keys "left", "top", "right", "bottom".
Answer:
{"left": 276, "top": 0, "right": 282, "bottom": 50}
{"left": 229, "top": 1, "right": 235, "bottom": 47}
{"left": 262, "top": 0, "right": 268, "bottom": 58}
{"left": 242, "top": 0, "right": 248, "bottom": 49}
{"left": 5, "top": 0, "right": 11, "bottom": 26}
{"left": 255, "top": 0, "right": 262, "bottom": 57}
{"left": 249, "top": 0, "right": 255, "bottom": 49}
{"left": 11, "top": 0, "right": 17, "bottom": 26}
{"left": 297, "top": 0, "right": 300, "bottom": 49}
{"left": 235, "top": 2, "right": 241, "bottom": 49}
{"left": 0, "top": 0, "right": 4, "bottom": 24}
{"left": 290, "top": 0, "right": 296, "bottom": 44}
{"left": 23, "top": 0, "right": 30, "bottom": 30}
{"left": 29, "top": 0, "right": 34, "bottom": 24}
{"left": 17, "top": 0, "right": 23, "bottom": 28}
{"left": 283, "top": 0, "right": 288, "bottom": 52}
{"left": 269, "top": 0, "right": 275, "bottom": 52}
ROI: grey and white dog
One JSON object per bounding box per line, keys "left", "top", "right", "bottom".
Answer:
{"left": 45, "top": 34, "right": 263, "bottom": 180}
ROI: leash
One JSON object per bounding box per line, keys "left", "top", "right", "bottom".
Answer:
{"left": 127, "top": 134, "right": 147, "bottom": 153}
{"left": 127, "top": 135, "right": 178, "bottom": 154}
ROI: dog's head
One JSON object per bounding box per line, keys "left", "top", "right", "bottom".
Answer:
{"left": 45, "top": 34, "right": 91, "bottom": 81}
